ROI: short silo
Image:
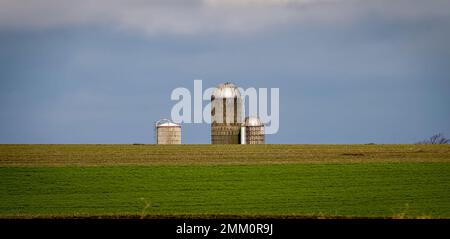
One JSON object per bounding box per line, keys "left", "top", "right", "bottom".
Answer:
{"left": 211, "top": 82, "right": 243, "bottom": 144}
{"left": 155, "top": 119, "right": 181, "bottom": 144}
{"left": 244, "top": 117, "right": 265, "bottom": 144}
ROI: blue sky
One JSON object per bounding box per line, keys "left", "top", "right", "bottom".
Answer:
{"left": 0, "top": 0, "right": 449, "bottom": 144}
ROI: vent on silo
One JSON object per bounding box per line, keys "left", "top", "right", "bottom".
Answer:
{"left": 244, "top": 117, "right": 264, "bottom": 144}
{"left": 211, "top": 82, "right": 243, "bottom": 144}
{"left": 155, "top": 119, "right": 181, "bottom": 144}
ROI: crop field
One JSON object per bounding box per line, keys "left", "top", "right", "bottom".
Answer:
{"left": 0, "top": 144, "right": 449, "bottom": 218}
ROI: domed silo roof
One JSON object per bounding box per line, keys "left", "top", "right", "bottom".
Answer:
{"left": 245, "top": 117, "right": 263, "bottom": 127}
{"left": 212, "top": 82, "right": 241, "bottom": 99}
{"left": 155, "top": 119, "right": 180, "bottom": 127}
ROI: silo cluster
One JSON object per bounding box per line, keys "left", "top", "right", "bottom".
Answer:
{"left": 154, "top": 82, "right": 264, "bottom": 145}
{"left": 155, "top": 119, "right": 181, "bottom": 144}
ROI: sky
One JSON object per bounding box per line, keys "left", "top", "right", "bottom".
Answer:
{"left": 0, "top": 0, "right": 449, "bottom": 144}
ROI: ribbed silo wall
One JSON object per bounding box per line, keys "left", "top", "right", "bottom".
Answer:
{"left": 156, "top": 126, "right": 181, "bottom": 144}
{"left": 211, "top": 97, "right": 243, "bottom": 144}
{"left": 245, "top": 126, "right": 265, "bottom": 144}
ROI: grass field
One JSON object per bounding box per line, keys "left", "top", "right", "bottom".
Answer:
{"left": 1, "top": 144, "right": 449, "bottom": 218}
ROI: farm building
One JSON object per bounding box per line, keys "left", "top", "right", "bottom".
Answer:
{"left": 155, "top": 119, "right": 181, "bottom": 144}
{"left": 211, "top": 82, "right": 243, "bottom": 144}
{"left": 244, "top": 117, "right": 265, "bottom": 144}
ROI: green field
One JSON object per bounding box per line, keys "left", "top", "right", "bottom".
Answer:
{"left": 1, "top": 144, "right": 449, "bottom": 218}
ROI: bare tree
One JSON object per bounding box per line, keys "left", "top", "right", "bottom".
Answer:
{"left": 416, "top": 133, "right": 450, "bottom": 144}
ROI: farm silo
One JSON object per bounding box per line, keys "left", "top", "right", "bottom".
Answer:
{"left": 211, "top": 82, "right": 243, "bottom": 144}
{"left": 244, "top": 117, "right": 265, "bottom": 144}
{"left": 155, "top": 119, "right": 181, "bottom": 144}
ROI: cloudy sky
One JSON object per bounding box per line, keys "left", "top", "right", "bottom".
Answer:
{"left": 1, "top": 0, "right": 449, "bottom": 144}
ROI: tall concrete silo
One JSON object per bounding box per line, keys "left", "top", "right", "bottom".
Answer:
{"left": 155, "top": 119, "right": 181, "bottom": 144}
{"left": 244, "top": 117, "right": 265, "bottom": 144}
{"left": 211, "top": 82, "right": 243, "bottom": 144}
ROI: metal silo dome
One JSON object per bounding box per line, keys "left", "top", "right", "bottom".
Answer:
{"left": 245, "top": 117, "right": 263, "bottom": 127}
{"left": 212, "top": 82, "right": 241, "bottom": 99}
{"left": 155, "top": 120, "right": 180, "bottom": 128}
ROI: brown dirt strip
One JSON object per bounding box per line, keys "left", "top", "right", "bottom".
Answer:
{"left": 1, "top": 144, "right": 449, "bottom": 167}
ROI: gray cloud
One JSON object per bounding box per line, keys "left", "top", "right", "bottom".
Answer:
{"left": 1, "top": 1, "right": 450, "bottom": 144}
{"left": 1, "top": 0, "right": 449, "bottom": 35}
